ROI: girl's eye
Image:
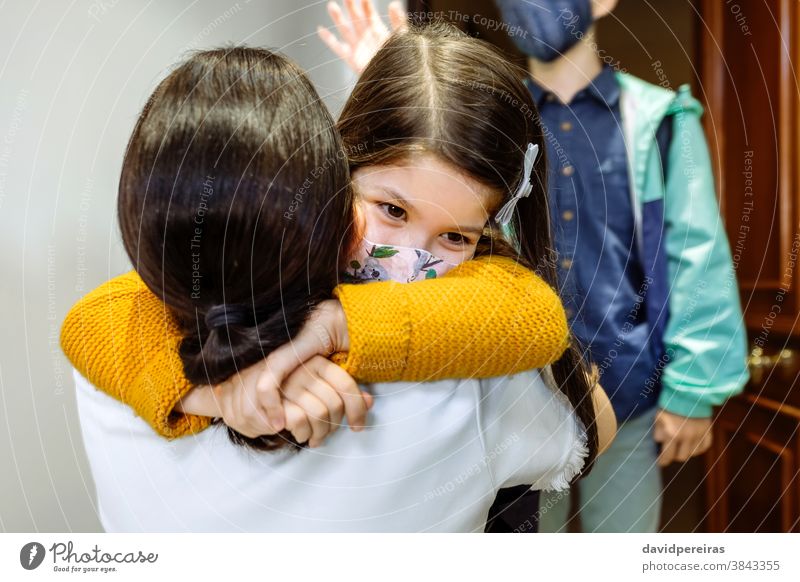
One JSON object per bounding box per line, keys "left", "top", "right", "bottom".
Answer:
{"left": 443, "top": 232, "right": 470, "bottom": 245}
{"left": 381, "top": 203, "right": 406, "bottom": 219}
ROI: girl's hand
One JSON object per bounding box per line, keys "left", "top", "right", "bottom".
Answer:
{"left": 178, "top": 300, "right": 352, "bottom": 434}
{"left": 174, "top": 363, "right": 281, "bottom": 437}
{"left": 317, "top": 0, "right": 407, "bottom": 74}
{"left": 176, "top": 354, "right": 372, "bottom": 446}
{"left": 280, "top": 355, "right": 373, "bottom": 447}
{"left": 254, "top": 299, "right": 351, "bottom": 428}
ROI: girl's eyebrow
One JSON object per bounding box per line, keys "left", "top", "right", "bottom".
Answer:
{"left": 456, "top": 224, "right": 486, "bottom": 236}
{"left": 377, "top": 186, "right": 416, "bottom": 210}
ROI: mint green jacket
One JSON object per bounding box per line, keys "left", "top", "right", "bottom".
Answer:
{"left": 617, "top": 72, "right": 749, "bottom": 417}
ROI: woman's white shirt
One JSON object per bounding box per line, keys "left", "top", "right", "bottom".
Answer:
{"left": 74, "top": 367, "right": 587, "bottom": 532}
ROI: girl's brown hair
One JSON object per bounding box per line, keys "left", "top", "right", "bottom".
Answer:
{"left": 118, "top": 47, "right": 354, "bottom": 451}
{"left": 337, "top": 22, "right": 599, "bottom": 477}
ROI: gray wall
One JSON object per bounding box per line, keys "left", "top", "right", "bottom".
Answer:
{"left": 0, "top": 0, "right": 392, "bottom": 532}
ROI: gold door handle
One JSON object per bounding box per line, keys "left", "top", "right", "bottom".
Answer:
{"left": 748, "top": 347, "right": 796, "bottom": 383}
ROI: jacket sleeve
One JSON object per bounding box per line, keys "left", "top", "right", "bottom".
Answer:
{"left": 659, "top": 105, "right": 750, "bottom": 417}
{"left": 61, "top": 256, "right": 569, "bottom": 438}
{"left": 333, "top": 255, "right": 569, "bottom": 382}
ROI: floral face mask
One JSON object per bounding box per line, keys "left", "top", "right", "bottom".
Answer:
{"left": 344, "top": 237, "right": 460, "bottom": 283}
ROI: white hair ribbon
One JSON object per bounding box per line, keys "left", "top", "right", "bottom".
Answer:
{"left": 494, "top": 143, "right": 540, "bottom": 226}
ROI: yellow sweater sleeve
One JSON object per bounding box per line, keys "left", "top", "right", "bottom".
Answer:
{"left": 332, "top": 255, "right": 569, "bottom": 382}
{"left": 61, "top": 256, "right": 568, "bottom": 439}
{"left": 60, "top": 272, "right": 212, "bottom": 438}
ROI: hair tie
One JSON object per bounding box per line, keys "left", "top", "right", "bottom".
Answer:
{"left": 204, "top": 304, "right": 252, "bottom": 330}
{"left": 494, "top": 143, "right": 540, "bottom": 226}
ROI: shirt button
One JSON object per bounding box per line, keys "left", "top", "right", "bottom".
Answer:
{"left": 560, "top": 121, "right": 573, "bottom": 131}
{"left": 561, "top": 258, "right": 573, "bottom": 269}
{"left": 565, "top": 307, "right": 574, "bottom": 319}
{"left": 561, "top": 165, "right": 575, "bottom": 177}
{"left": 562, "top": 210, "right": 575, "bottom": 221}
{"left": 545, "top": 94, "right": 556, "bottom": 102}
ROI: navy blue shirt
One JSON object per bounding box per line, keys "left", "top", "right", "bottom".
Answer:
{"left": 527, "top": 66, "right": 657, "bottom": 421}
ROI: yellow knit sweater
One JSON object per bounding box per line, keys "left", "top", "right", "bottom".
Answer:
{"left": 61, "top": 256, "right": 569, "bottom": 439}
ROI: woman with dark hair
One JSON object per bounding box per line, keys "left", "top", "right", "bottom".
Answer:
{"left": 66, "top": 30, "right": 614, "bottom": 531}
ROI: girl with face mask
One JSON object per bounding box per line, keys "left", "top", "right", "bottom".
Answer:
{"left": 62, "top": 25, "right": 616, "bottom": 530}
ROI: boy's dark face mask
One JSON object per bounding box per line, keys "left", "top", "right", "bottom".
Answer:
{"left": 495, "top": 0, "right": 594, "bottom": 62}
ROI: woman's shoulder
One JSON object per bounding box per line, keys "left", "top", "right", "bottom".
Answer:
{"left": 480, "top": 368, "right": 553, "bottom": 396}
{"left": 488, "top": 367, "right": 582, "bottom": 423}
{"left": 368, "top": 377, "right": 479, "bottom": 397}
{"left": 478, "top": 369, "right": 588, "bottom": 492}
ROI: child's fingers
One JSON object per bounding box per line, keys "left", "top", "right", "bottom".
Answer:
{"left": 388, "top": 1, "right": 407, "bottom": 31}
{"left": 328, "top": 1, "right": 357, "bottom": 48}
{"left": 255, "top": 342, "right": 316, "bottom": 425}
{"left": 315, "top": 357, "right": 370, "bottom": 430}
{"left": 237, "top": 379, "right": 268, "bottom": 438}
{"left": 255, "top": 361, "right": 286, "bottom": 432}
{"left": 283, "top": 401, "right": 312, "bottom": 445}
{"left": 697, "top": 431, "right": 713, "bottom": 457}
{"left": 177, "top": 384, "right": 222, "bottom": 417}
{"left": 674, "top": 436, "right": 695, "bottom": 464}
{"left": 307, "top": 378, "right": 346, "bottom": 434}
{"left": 210, "top": 371, "right": 270, "bottom": 437}
{"left": 317, "top": 25, "right": 352, "bottom": 63}
{"left": 289, "top": 390, "right": 331, "bottom": 447}
{"left": 281, "top": 360, "right": 345, "bottom": 435}
{"left": 656, "top": 436, "right": 677, "bottom": 467}
{"left": 216, "top": 377, "right": 261, "bottom": 438}
{"left": 254, "top": 316, "right": 337, "bottom": 431}
{"left": 344, "top": 0, "right": 367, "bottom": 38}
{"left": 361, "top": 0, "right": 382, "bottom": 30}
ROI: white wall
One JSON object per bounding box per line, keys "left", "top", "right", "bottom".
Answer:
{"left": 0, "top": 0, "right": 392, "bottom": 532}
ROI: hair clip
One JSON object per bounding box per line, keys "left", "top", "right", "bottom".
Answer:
{"left": 494, "top": 143, "right": 540, "bottom": 226}
{"left": 205, "top": 304, "right": 252, "bottom": 330}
